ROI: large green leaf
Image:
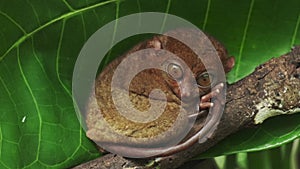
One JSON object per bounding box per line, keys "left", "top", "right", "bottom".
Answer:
{"left": 0, "top": 0, "right": 299, "bottom": 168}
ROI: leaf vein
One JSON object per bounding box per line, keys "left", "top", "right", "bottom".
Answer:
{"left": 81, "top": 14, "right": 87, "bottom": 41}
{"left": 0, "top": 75, "right": 18, "bottom": 113}
{"left": 160, "top": 0, "right": 172, "bottom": 33}
{"left": 17, "top": 47, "right": 42, "bottom": 167}
{"left": 0, "top": 125, "right": 2, "bottom": 158}
{"left": 56, "top": 19, "right": 72, "bottom": 98}
{"left": 92, "top": 9, "right": 101, "bottom": 25}
{"left": 0, "top": 161, "right": 9, "bottom": 169}
{"left": 62, "top": 0, "right": 75, "bottom": 12}
{"left": 25, "top": 0, "right": 41, "bottom": 26}
{"left": 291, "top": 12, "right": 300, "bottom": 46}
{"left": 104, "top": 1, "right": 120, "bottom": 65}
{"left": 4, "top": 139, "right": 18, "bottom": 145}
{"left": 235, "top": 0, "right": 255, "bottom": 78}
{"left": 0, "top": 0, "right": 118, "bottom": 62}
{"left": 0, "top": 11, "right": 27, "bottom": 34}
{"left": 31, "top": 37, "right": 56, "bottom": 94}
{"left": 55, "top": 20, "right": 84, "bottom": 165}
{"left": 202, "top": 0, "right": 211, "bottom": 30}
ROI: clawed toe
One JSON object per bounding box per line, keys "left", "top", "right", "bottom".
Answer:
{"left": 199, "top": 83, "right": 224, "bottom": 110}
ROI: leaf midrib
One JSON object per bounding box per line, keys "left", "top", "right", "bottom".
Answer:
{"left": 0, "top": 0, "right": 119, "bottom": 62}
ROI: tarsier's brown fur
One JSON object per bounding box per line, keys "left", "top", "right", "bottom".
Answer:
{"left": 86, "top": 29, "right": 235, "bottom": 157}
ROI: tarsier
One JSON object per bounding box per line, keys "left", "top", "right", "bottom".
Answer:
{"left": 86, "top": 29, "right": 235, "bottom": 158}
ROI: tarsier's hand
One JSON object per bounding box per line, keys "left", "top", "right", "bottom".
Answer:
{"left": 200, "top": 83, "right": 224, "bottom": 110}
{"left": 85, "top": 29, "right": 235, "bottom": 158}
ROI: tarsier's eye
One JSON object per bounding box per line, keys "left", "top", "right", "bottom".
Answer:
{"left": 197, "top": 72, "right": 213, "bottom": 88}
{"left": 166, "top": 63, "right": 183, "bottom": 80}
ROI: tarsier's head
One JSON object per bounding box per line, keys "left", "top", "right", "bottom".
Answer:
{"left": 139, "top": 33, "right": 235, "bottom": 104}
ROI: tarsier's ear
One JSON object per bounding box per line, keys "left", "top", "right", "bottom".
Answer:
{"left": 146, "top": 36, "right": 163, "bottom": 50}
{"left": 225, "top": 56, "right": 235, "bottom": 73}
{"left": 127, "top": 36, "right": 163, "bottom": 54}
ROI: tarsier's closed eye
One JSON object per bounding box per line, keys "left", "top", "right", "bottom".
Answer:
{"left": 197, "top": 72, "right": 213, "bottom": 88}
{"left": 166, "top": 63, "right": 183, "bottom": 80}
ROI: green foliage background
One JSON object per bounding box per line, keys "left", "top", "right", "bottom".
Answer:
{"left": 0, "top": 0, "right": 299, "bottom": 168}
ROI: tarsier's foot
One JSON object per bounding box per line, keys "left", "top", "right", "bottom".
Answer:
{"left": 199, "top": 83, "right": 224, "bottom": 109}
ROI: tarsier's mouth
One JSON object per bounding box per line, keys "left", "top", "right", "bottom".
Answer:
{"left": 180, "top": 103, "right": 202, "bottom": 119}
{"left": 188, "top": 110, "right": 207, "bottom": 119}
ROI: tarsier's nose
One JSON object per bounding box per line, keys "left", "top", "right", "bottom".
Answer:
{"left": 181, "top": 86, "right": 192, "bottom": 97}
{"left": 179, "top": 82, "right": 198, "bottom": 103}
